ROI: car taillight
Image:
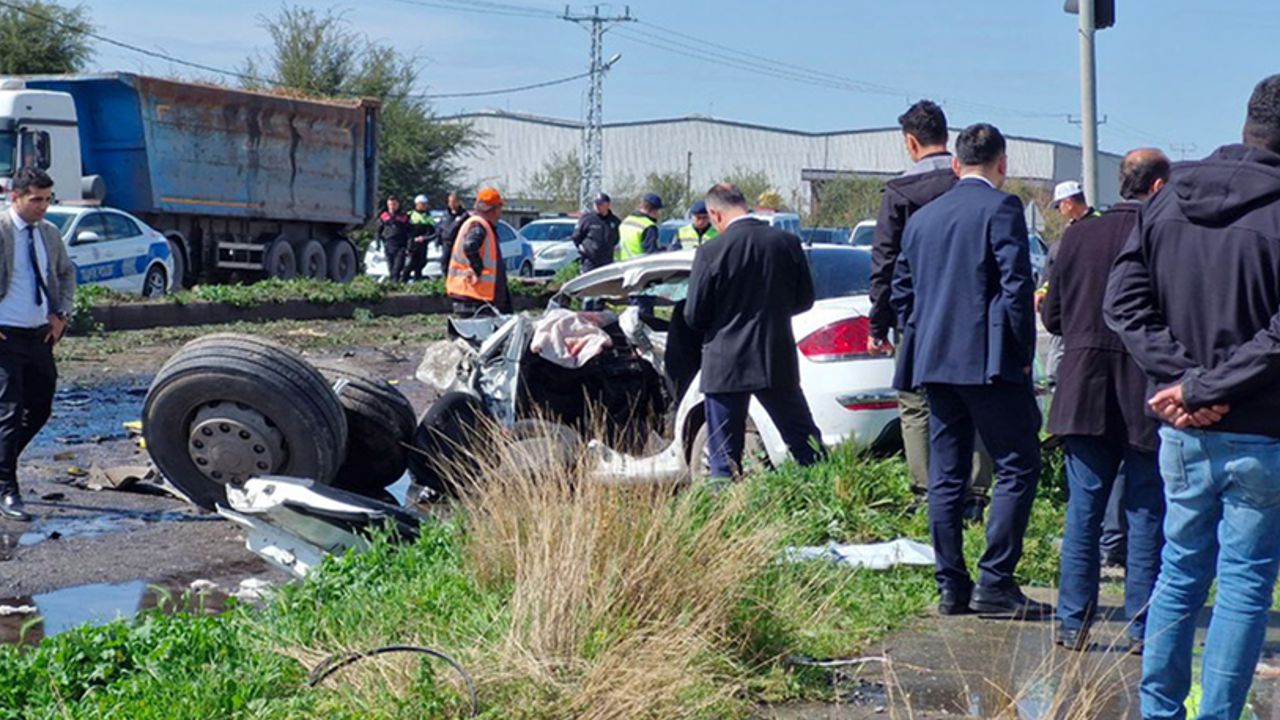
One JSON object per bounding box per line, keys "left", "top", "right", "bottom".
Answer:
{"left": 797, "top": 317, "right": 872, "bottom": 362}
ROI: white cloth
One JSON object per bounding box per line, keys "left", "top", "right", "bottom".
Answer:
{"left": 785, "top": 539, "right": 936, "bottom": 570}
{"left": 0, "top": 207, "right": 49, "bottom": 328}
{"left": 529, "top": 308, "right": 615, "bottom": 368}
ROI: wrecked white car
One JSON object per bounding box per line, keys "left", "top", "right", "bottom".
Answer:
{"left": 413, "top": 246, "right": 903, "bottom": 490}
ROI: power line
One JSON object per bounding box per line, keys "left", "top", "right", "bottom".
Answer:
{"left": 429, "top": 69, "right": 590, "bottom": 98}
{"left": 385, "top": 0, "right": 559, "bottom": 19}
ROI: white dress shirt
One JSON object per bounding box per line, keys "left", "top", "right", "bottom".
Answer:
{"left": 0, "top": 207, "right": 50, "bottom": 328}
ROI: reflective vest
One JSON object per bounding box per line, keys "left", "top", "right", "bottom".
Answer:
{"left": 408, "top": 210, "right": 434, "bottom": 226}
{"left": 445, "top": 216, "right": 498, "bottom": 302}
{"left": 676, "top": 223, "right": 718, "bottom": 249}
{"left": 616, "top": 214, "right": 655, "bottom": 260}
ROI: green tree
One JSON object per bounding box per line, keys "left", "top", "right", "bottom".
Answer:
{"left": 0, "top": 1, "right": 92, "bottom": 75}
{"left": 723, "top": 167, "right": 776, "bottom": 209}
{"left": 640, "top": 171, "right": 693, "bottom": 219}
{"left": 244, "top": 6, "right": 474, "bottom": 204}
{"left": 808, "top": 177, "right": 884, "bottom": 227}
{"left": 526, "top": 150, "right": 582, "bottom": 213}
{"left": 1005, "top": 179, "right": 1064, "bottom": 243}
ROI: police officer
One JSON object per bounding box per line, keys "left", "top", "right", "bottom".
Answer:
{"left": 569, "top": 192, "right": 622, "bottom": 272}
{"left": 377, "top": 195, "right": 412, "bottom": 282}
{"left": 406, "top": 194, "right": 436, "bottom": 282}
{"left": 617, "top": 193, "right": 663, "bottom": 260}
{"left": 673, "top": 200, "right": 718, "bottom": 250}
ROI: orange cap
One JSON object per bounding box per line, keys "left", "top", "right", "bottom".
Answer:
{"left": 476, "top": 187, "right": 504, "bottom": 207}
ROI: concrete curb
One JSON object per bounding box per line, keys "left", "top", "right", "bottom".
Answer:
{"left": 86, "top": 293, "right": 553, "bottom": 332}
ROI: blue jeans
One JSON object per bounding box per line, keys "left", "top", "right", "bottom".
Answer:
{"left": 1141, "top": 428, "right": 1280, "bottom": 720}
{"left": 1056, "top": 436, "right": 1163, "bottom": 639}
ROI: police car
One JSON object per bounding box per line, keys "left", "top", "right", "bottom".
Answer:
{"left": 44, "top": 206, "right": 173, "bottom": 296}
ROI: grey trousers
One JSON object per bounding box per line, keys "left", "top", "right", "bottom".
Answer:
{"left": 899, "top": 388, "right": 993, "bottom": 498}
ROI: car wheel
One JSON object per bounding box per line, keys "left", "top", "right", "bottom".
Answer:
{"left": 295, "top": 239, "right": 327, "bottom": 280}
{"left": 263, "top": 239, "right": 297, "bottom": 280}
{"left": 519, "top": 260, "right": 534, "bottom": 278}
{"left": 143, "top": 334, "right": 348, "bottom": 510}
{"left": 408, "top": 391, "right": 489, "bottom": 498}
{"left": 688, "top": 415, "right": 770, "bottom": 481}
{"left": 506, "top": 419, "right": 583, "bottom": 476}
{"left": 327, "top": 239, "right": 358, "bottom": 283}
{"left": 315, "top": 363, "right": 417, "bottom": 495}
{"left": 142, "top": 264, "right": 168, "bottom": 298}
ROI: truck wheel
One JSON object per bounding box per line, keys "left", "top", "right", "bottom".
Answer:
{"left": 142, "top": 264, "right": 169, "bottom": 297}
{"left": 326, "top": 239, "right": 358, "bottom": 283}
{"left": 263, "top": 239, "right": 297, "bottom": 280}
{"left": 315, "top": 363, "right": 416, "bottom": 495}
{"left": 295, "top": 239, "right": 327, "bottom": 280}
{"left": 408, "top": 392, "right": 489, "bottom": 498}
{"left": 166, "top": 238, "right": 188, "bottom": 289}
{"left": 143, "top": 334, "right": 348, "bottom": 510}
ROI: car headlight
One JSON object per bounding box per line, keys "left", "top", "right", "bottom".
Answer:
{"left": 541, "top": 246, "right": 574, "bottom": 261}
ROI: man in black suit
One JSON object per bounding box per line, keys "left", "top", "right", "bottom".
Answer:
{"left": 684, "top": 183, "right": 822, "bottom": 480}
{"left": 892, "top": 124, "right": 1046, "bottom": 618}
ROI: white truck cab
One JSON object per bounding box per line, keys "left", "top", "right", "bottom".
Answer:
{"left": 0, "top": 79, "right": 89, "bottom": 201}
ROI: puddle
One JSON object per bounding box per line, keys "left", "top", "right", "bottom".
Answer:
{"left": 33, "top": 382, "right": 150, "bottom": 453}
{"left": 0, "top": 577, "right": 234, "bottom": 645}
{"left": 16, "top": 510, "right": 214, "bottom": 547}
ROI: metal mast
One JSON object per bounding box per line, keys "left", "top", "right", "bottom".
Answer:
{"left": 563, "top": 5, "right": 632, "bottom": 211}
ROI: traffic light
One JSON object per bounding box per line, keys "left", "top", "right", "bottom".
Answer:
{"left": 1064, "top": 0, "right": 1115, "bottom": 29}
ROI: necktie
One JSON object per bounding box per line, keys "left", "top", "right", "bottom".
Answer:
{"left": 26, "top": 227, "right": 50, "bottom": 308}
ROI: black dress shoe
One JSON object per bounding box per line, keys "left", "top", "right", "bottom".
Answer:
{"left": 938, "top": 586, "right": 973, "bottom": 616}
{"left": 1054, "top": 624, "right": 1089, "bottom": 651}
{"left": 970, "top": 585, "right": 1052, "bottom": 619}
{"left": 0, "top": 494, "right": 31, "bottom": 522}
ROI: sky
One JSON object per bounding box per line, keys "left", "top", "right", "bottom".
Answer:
{"left": 72, "top": 0, "right": 1280, "bottom": 159}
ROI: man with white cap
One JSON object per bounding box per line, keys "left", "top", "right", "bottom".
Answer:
{"left": 406, "top": 194, "right": 436, "bottom": 282}
{"left": 1051, "top": 180, "right": 1101, "bottom": 227}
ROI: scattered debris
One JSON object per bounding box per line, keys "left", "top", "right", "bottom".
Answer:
{"left": 83, "top": 464, "right": 192, "bottom": 503}
{"left": 65, "top": 467, "right": 89, "bottom": 479}
{"left": 230, "top": 578, "right": 273, "bottom": 603}
{"left": 785, "top": 539, "right": 937, "bottom": 570}
{"left": 0, "top": 604, "right": 36, "bottom": 616}
{"left": 188, "top": 579, "right": 219, "bottom": 595}
{"left": 39, "top": 492, "right": 66, "bottom": 502}
{"left": 52, "top": 451, "right": 75, "bottom": 461}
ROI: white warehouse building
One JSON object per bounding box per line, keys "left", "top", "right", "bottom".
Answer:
{"left": 445, "top": 110, "right": 1124, "bottom": 212}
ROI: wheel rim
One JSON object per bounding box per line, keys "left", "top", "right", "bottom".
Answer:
{"left": 146, "top": 269, "right": 166, "bottom": 296}
{"left": 308, "top": 253, "right": 323, "bottom": 277}
{"left": 187, "top": 401, "right": 286, "bottom": 486}
{"left": 271, "top": 249, "right": 292, "bottom": 277}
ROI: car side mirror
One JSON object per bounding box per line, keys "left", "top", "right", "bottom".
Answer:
{"left": 74, "top": 230, "right": 102, "bottom": 244}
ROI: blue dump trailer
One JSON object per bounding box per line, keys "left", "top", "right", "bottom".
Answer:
{"left": 4, "top": 73, "right": 379, "bottom": 284}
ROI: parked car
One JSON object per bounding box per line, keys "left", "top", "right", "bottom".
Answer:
{"left": 750, "top": 211, "right": 802, "bottom": 236}
{"left": 414, "top": 245, "right": 903, "bottom": 488}
{"left": 45, "top": 206, "right": 173, "bottom": 296}
{"left": 364, "top": 218, "right": 532, "bottom": 281}
{"left": 840, "top": 220, "right": 1051, "bottom": 287}
{"left": 800, "top": 227, "right": 854, "bottom": 246}
{"left": 849, "top": 220, "right": 876, "bottom": 248}
{"left": 522, "top": 218, "right": 579, "bottom": 277}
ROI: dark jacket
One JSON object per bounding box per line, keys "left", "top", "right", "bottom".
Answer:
{"left": 441, "top": 207, "right": 469, "bottom": 258}
{"left": 570, "top": 210, "right": 621, "bottom": 271}
{"left": 869, "top": 153, "right": 957, "bottom": 342}
{"left": 1105, "top": 143, "right": 1280, "bottom": 438}
{"left": 684, "top": 217, "right": 814, "bottom": 394}
{"left": 378, "top": 210, "right": 411, "bottom": 247}
{"left": 1042, "top": 202, "right": 1158, "bottom": 452}
{"left": 457, "top": 217, "right": 511, "bottom": 312}
{"left": 892, "top": 178, "right": 1036, "bottom": 390}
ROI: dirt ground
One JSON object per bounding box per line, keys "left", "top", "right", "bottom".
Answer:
{"left": 0, "top": 314, "right": 448, "bottom": 607}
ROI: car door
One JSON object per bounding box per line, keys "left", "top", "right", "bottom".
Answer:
{"left": 66, "top": 212, "right": 112, "bottom": 288}
{"left": 98, "top": 212, "right": 150, "bottom": 293}
{"left": 496, "top": 221, "right": 524, "bottom": 271}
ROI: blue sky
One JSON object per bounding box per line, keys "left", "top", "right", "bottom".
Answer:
{"left": 76, "top": 0, "right": 1276, "bottom": 158}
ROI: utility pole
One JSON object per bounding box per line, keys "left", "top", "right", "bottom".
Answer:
{"left": 1077, "top": 0, "right": 1099, "bottom": 206}
{"left": 563, "top": 5, "right": 633, "bottom": 211}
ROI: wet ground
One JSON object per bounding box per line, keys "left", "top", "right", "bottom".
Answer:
{"left": 0, "top": 338, "right": 439, "bottom": 620}
{"left": 755, "top": 587, "right": 1280, "bottom": 719}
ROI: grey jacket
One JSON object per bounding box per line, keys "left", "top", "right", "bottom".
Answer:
{"left": 0, "top": 211, "right": 76, "bottom": 317}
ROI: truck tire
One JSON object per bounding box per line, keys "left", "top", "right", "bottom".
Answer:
{"left": 166, "top": 237, "right": 188, "bottom": 289}
{"left": 407, "top": 392, "right": 489, "bottom": 498}
{"left": 143, "top": 334, "right": 348, "bottom": 510}
{"left": 295, "top": 239, "right": 327, "bottom": 280}
{"left": 326, "top": 239, "right": 358, "bottom": 283}
{"left": 315, "top": 363, "right": 416, "bottom": 495}
{"left": 263, "top": 239, "right": 297, "bottom": 280}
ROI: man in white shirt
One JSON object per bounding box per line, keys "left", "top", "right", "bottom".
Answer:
{"left": 0, "top": 167, "right": 76, "bottom": 521}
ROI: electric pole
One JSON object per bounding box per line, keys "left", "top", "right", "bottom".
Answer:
{"left": 1078, "top": 0, "right": 1099, "bottom": 206}
{"left": 563, "top": 5, "right": 632, "bottom": 211}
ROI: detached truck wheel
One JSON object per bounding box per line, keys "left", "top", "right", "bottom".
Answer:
{"left": 143, "top": 334, "right": 348, "bottom": 510}
{"left": 408, "top": 392, "right": 489, "bottom": 498}
{"left": 315, "top": 363, "right": 416, "bottom": 495}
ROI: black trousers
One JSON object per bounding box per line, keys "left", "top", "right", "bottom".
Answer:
{"left": 924, "top": 381, "right": 1042, "bottom": 593}
{"left": 385, "top": 240, "right": 409, "bottom": 283}
{"left": 704, "top": 386, "right": 822, "bottom": 479}
{"left": 406, "top": 240, "right": 428, "bottom": 281}
{"left": 0, "top": 327, "right": 57, "bottom": 495}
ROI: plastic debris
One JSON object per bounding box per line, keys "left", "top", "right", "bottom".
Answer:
{"left": 785, "top": 539, "right": 937, "bottom": 570}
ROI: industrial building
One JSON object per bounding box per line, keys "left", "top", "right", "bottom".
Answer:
{"left": 445, "top": 110, "right": 1125, "bottom": 213}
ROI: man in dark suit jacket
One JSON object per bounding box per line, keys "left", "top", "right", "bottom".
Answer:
{"left": 684, "top": 183, "right": 822, "bottom": 479}
{"left": 892, "top": 123, "right": 1045, "bottom": 618}
{"left": 1042, "top": 149, "right": 1169, "bottom": 653}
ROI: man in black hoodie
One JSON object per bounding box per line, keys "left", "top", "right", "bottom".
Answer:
{"left": 1105, "top": 75, "right": 1280, "bottom": 720}
{"left": 869, "top": 100, "right": 992, "bottom": 518}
